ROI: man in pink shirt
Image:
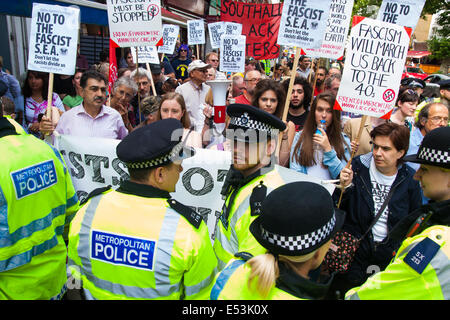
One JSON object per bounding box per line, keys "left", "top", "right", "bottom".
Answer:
{"left": 40, "top": 70, "right": 128, "bottom": 140}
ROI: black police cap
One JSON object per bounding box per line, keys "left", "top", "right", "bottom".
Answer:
{"left": 439, "top": 79, "right": 450, "bottom": 90}
{"left": 116, "top": 118, "right": 195, "bottom": 169}
{"left": 226, "top": 103, "right": 286, "bottom": 142}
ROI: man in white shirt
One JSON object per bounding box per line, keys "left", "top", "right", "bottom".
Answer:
{"left": 175, "top": 60, "right": 211, "bottom": 133}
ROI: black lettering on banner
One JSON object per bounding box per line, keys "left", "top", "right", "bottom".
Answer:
{"left": 84, "top": 154, "right": 109, "bottom": 184}
{"left": 111, "top": 158, "right": 130, "bottom": 186}
{"left": 68, "top": 151, "right": 85, "bottom": 179}
{"left": 182, "top": 167, "right": 214, "bottom": 196}
{"left": 217, "top": 169, "right": 229, "bottom": 182}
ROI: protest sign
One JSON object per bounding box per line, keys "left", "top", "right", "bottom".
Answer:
{"left": 334, "top": 17, "right": 411, "bottom": 119}
{"left": 304, "top": 0, "right": 354, "bottom": 59}
{"left": 377, "top": 0, "right": 426, "bottom": 31}
{"left": 224, "top": 22, "right": 242, "bottom": 35}
{"left": 277, "top": 0, "right": 332, "bottom": 49}
{"left": 131, "top": 46, "right": 159, "bottom": 64}
{"left": 54, "top": 134, "right": 334, "bottom": 240}
{"left": 208, "top": 22, "right": 225, "bottom": 49}
{"left": 188, "top": 19, "right": 206, "bottom": 45}
{"left": 107, "top": 0, "right": 162, "bottom": 47}
{"left": 27, "top": 3, "right": 80, "bottom": 75}
{"left": 158, "top": 24, "right": 180, "bottom": 54}
{"left": 220, "top": 35, "right": 246, "bottom": 73}
{"left": 220, "top": 0, "right": 282, "bottom": 60}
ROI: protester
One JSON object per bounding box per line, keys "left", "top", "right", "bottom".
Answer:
{"left": 251, "top": 79, "right": 295, "bottom": 166}
{"left": 0, "top": 57, "right": 22, "bottom": 121}
{"left": 235, "top": 70, "right": 262, "bottom": 105}
{"left": 211, "top": 182, "right": 345, "bottom": 300}
{"left": 297, "top": 55, "right": 313, "bottom": 79}
{"left": 283, "top": 76, "right": 312, "bottom": 132}
{"left": 244, "top": 57, "right": 257, "bottom": 73}
{"left": 108, "top": 76, "right": 138, "bottom": 132}
{"left": 171, "top": 44, "right": 192, "bottom": 83}
{"left": 213, "top": 104, "right": 289, "bottom": 271}
{"left": 67, "top": 119, "right": 217, "bottom": 299}
{"left": 76, "top": 43, "right": 89, "bottom": 71}
{"left": 314, "top": 66, "right": 327, "bottom": 96}
{"left": 39, "top": 70, "right": 128, "bottom": 139}
{"left": 206, "top": 66, "right": 216, "bottom": 81}
{"left": 290, "top": 92, "right": 351, "bottom": 180}
{"left": 390, "top": 89, "right": 420, "bottom": 131}
{"left": 415, "top": 79, "right": 450, "bottom": 122}
{"left": 22, "top": 70, "right": 65, "bottom": 137}
{"left": 0, "top": 96, "right": 79, "bottom": 299}
{"left": 406, "top": 102, "right": 449, "bottom": 171}
{"left": 323, "top": 74, "right": 341, "bottom": 96}
{"left": 135, "top": 95, "right": 161, "bottom": 129}
{"left": 270, "top": 63, "right": 283, "bottom": 82}
{"left": 118, "top": 48, "right": 136, "bottom": 70}
{"left": 327, "top": 67, "right": 341, "bottom": 79}
{"left": 149, "top": 63, "right": 165, "bottom": 96}
{"left": 346, "top": 126, "right": 450, "bottom": 300}
{"left": 332, "top": 122, "right": 422, "bottom": 299}
{"left": 161, "top": 77, "right": 179, "bottom": 94}
{"left": 157, "top": 92, "right": 202, "bottom": 148}
{"left": 205, "top": 51, "right": 225, "bottom": 79}
{"left": 231, "top": 74, "right": 245, "bottom": 98}
{"left": 62, "top": 69, "right": 84, "bottom": 110}
{"left": 130, "top": 67, "right": 153, "bottom": 125}
{"left": 175, "top": 60, "right": 211, "bottom": 133}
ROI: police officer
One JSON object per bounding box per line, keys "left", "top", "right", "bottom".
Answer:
{"left": 0, "top": 81, "right": 79, "bottom": 299}
{"left": 68, "top": 118, "right": 218, "bottom": 299}
{"left": 213, "top": 104, "right": 291, "bottom": 270}
{"left": 210, "top": 182, "right": 345, "bottom": 300}
{"left": 346, "top": 126, "right": 450, "bottom": 300}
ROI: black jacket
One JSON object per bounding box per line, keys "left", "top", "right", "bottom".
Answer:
{"left": 334, "top": 153, "right": 422, "bottom": 287}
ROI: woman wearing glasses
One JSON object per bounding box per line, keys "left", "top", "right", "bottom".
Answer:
{"left": 171, "top": 44, "right": 192, "bottom": 83}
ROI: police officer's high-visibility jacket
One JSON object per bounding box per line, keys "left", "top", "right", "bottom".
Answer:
{"left": 68, "top": 180, "right": 218, "bottom": 300}
{"left": 210, "top": 255, "right": 332, "bottom": 300}
{"left": 213, "top": 165, "right": 296, "bottom": 271}
{"left": 0, "top": 117, "right": 79, "bottom": 299}
{"left": 345, "top": 225, "right": 450, "bottom": 300}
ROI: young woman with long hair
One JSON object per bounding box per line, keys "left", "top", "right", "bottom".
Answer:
{"left": 251, "top": 79, "right": 295, "bottom": 167}
{"left": 390, "top": 88, "right": 420, "bottom": 132}
{"left": 290, "top": 91, "right": 351, "bottom": 179}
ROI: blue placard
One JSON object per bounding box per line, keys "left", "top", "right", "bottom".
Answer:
{"left": 91, "top": 230, "right": 156, "bottom": 271}
{"left": 10, "top": 159, "right": 58, "bottom": 200}
{"left": 404, "top": 237, "right": 441, "bottom": 274}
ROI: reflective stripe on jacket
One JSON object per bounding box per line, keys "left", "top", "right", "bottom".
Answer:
{"left": 68, "top": 188, "right": 217, "bottom": 300}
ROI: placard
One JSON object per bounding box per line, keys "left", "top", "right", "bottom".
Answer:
{"left": 187, "top": 19, "right": 206, "bottom": 45}
{"left": 377, "top": 0, "right": 426, "bottom": 31}
{"left": 220, "top": 0, "right": 282, "bottom": 60}
{"left": 158, "top": 24, "right": 180, "bottom": 54}
{"left": 304, "top": 0, "right": 354, "bottom": 59}
{"left": 27, "top": 3, "right": 80, "bottom": 75}
{"left": 224, "top": 22, "right": 242, "bottom": 35}
{"left": 220, "top": 35, "right": 246, "bottom": 73}
{"left": 208, "top": 22, "right": 225, "bottom": 49}
{"left": 277, "top": 0, "right": 332, "bottom": 49}
{"left": 132, "top": 46, "right": 159, "bottom": 64}
{"left": 335, "top": 17, "right": 411, "bottom": 119}
{"left": 107, "top": 0, "right": 163, "bottom": 47}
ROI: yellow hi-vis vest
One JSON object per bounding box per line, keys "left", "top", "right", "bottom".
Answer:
{"left": 345, "top": 225, "right": 450, "bottom": 300}
{"left": 68, "top": 187, "right": 218, "bottom": 300}
{"left": 210, "top": 258, "right": 300, "bottom": 300}
{"left": 213, "top": 165, "right": 295, "bottom": 271}
{"left": 0, "top": 119, "right": 79, "bottom": 299}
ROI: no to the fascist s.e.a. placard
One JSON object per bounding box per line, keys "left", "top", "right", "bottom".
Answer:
{"left": 335, "top": 17, "right": 411, "bottom": 119}
{"left": 377, "top": 0, "right": 426, "bottom": 31}
{"left": 28, "top": 3, "right": 80, "bottom": 75}
{"left": 107, "top": 0, "right": 162, "bottom": 47}
{"left": 208, "top": 22, "right": 225, "bottom": 49}
{"left": 220, "top": 35, "right": 246, "bottom": 73}
{"left": 277, "top": 0, "right": 332, "bottom": 49}
{"left": 188, "top": 19, "right": 206, "bottom": 45}
{"left": 158, "top": 24, "right": 179, "bottom": 54}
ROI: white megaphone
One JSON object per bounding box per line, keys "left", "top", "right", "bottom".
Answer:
{"left": 206, "top": 79, "right": 231, "bottom": 123}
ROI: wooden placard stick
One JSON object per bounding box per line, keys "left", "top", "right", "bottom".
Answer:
{"left": 136, "top": 47, "right": 142, "bottom": 124}
{"left": 337, "top": 115, "right": 368, "bottom": 208}
{"left": 160, "top": 53, "right": 165, "bottom": 63}
{"left": 275, "top": 47, "right": 301, "bottom": 161}
{"left": 46, "top": 72, "right": 54, "bottom": 121}
{"left": 146, "top": 63, "right": 157, "bottom": 96}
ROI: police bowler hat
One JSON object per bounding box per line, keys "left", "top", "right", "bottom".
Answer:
{"left": 404, "top": 126, "right": 450, "bottom": 169}
{"left": 250, "top": 182, "right": 345, "bottom": 256}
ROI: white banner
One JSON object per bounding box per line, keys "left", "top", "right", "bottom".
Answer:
{"left": 187, "top": 19, "right": 206, "bottom": 45}
{"left": 277, "top": 0, "right": 332, "bottom": 49}
{"left": 335, "top": 17, "right": 410, "bottom": 118}
{"left": 208, "top": 22, "right": 225, "bottom": 49}
{"left": 27, "top": 3, "right": 80, "bottom": 75}
{"left": 158, "top": 24, "right": 180, "bottom": 54}
{"left": 220, "top": 35, "right": 246, "bottom": 73}
{"left": 107, "top": 0, "right": 162, "bottom": 47}
{"left": 132, "top": 46, "right": 159, "bottom": 64}
{"left": 377, "top": 0, "right": 426, "bottom": 31}
{"left": 304, "top": 0, "right": 354, "bottom": 59}
{"left": 54, "top": 134, "right": 335, "bottom": 240}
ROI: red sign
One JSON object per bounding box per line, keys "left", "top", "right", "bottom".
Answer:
{"left": 220, "top": 0, "right": 282, "bottom": 60}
